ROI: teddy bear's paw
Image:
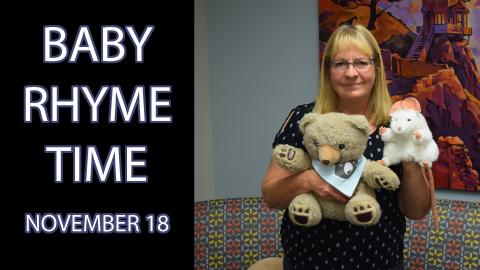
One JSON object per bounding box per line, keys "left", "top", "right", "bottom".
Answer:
{"left": 277, "top": 145, "right": 297, "bottom": 162}
{"left": 365, "top": 160, "right": 400, "bottom": 190}
{"left": 273, "top": 144, "right": 310, "bottom": 172}
{"left": 374, "top": 176, "right": 395, "bottom": 190}
{"left": 374, "top": 169, "right": 400, "bottom": 190}
{"left": 273, "top": 145, "right": 300, "bottom": 169}
{"left": 288, "top": 193, "right": 322, "bottom": 227}
{"left": 345, "top": 196, "right": 381, "bottom": 226}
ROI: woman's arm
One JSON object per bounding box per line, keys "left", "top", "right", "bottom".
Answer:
{"left": 262, "top": 158, "right": 348, "bottom": 209}
{"left": 397, "top": 161, "right": 431, "bottom": 219}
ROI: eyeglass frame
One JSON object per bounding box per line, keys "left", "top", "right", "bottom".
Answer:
{"left": 328, "top": 58, "right": 375, "bottom": 72}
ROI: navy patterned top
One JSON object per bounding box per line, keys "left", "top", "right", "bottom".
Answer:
{"left": 272, "top": 103, "right": 405, "bottom": 270}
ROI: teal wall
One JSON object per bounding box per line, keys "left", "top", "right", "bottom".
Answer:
{"left": 195, "top": 0, "right": 480, "bottom": 203}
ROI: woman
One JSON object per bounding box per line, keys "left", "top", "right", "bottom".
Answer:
{"left": 262, "top": 24, "right": 431, "bottom": 269}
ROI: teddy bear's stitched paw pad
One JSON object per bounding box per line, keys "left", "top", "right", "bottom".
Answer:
{"left": 374, "top": 171, "right": 400, "bottom": 190}
{"left": 352, "top": 201, "right": 380, "bottom": 225}
{"left": 278, "top": 145, "right": 296, "bottom": 161}
{"left": 288, "top": 194, "right": 322, "bottom": 227}
{"left": 374, "top": 176, "right": 394, "bottom": 190}
{"left": 273, "top": 145, "right": 298, "bottom": 167}
{"left": 273, "top": 144, "right": 309, "bottom": 172}
{"left": 290, "top": 205, "right": 310, "bottom": 225}
{"left": 345, "top": 197, "right": 381, "bottom": 226}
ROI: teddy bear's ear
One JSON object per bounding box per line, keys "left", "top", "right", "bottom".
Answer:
{"left": 299, "top": 113, "right": 319, "bottom": 134}
{"left": 346, "top": 115, "right": 370, "bottom": 137}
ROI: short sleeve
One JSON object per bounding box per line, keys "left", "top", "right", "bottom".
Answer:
{"left": 272, "top": 104, "right": 313, "bottom": 150}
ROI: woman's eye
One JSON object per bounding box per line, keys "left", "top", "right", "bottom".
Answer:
{"left": 339, "top": 144, "right": 345, "bottom": 149}
{"left": 355, "top": 60, "right": 369, "bottom": 67}
{"left": 334, "top": 62, "right": 347, "bottom": 68}
{"left": 313, "top": 139, "right": 320, "bottom": 147}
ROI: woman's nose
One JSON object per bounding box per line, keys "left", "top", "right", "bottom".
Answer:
{"left": 344, "top": 64, "right": 359, "bottom": 78}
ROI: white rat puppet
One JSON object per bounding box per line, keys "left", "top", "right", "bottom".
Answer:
{"left": 379, "top": 97, "right": 440, "bottom": 229}
{"left": 379, "top": 97, "right": 439, "bottom": 167}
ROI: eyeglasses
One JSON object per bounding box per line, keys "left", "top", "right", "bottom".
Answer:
{"left": 330, "top": 58, "right": 374, "bottom": 72}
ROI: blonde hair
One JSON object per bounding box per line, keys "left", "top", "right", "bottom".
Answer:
{"left": 315, "top": 24, "right": 392, "bottom": 125}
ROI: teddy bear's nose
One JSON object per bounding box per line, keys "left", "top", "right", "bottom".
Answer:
{"left": 322, "top": 160, "right": 330, "bottom": 165}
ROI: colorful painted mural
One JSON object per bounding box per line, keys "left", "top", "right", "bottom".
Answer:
{"left": 318, "top": 0, "right": 480, "bottom": 191}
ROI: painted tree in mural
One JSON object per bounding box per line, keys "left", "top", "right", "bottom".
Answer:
{"left": 334, "top": 0, "right": 404, "bottom": 29}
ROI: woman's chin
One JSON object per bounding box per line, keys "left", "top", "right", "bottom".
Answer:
{"left": 338, "top": 91, "right": 367, "bottom": 100}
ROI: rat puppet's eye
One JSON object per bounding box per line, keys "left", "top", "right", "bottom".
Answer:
{"left": 407, "top": 118, "right": 411, "bottom": 121}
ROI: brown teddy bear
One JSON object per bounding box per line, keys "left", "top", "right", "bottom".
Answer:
{"left": 273, "top": 112, "right": 400, "bottom": 227}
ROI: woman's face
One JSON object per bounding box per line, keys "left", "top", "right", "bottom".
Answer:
{"left": 329, "top": 46, "right": 375, "bottom": 103}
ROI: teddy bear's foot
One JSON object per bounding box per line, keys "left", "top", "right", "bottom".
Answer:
{"left": 344, "top": 195, "right": 381, "bottom": 226}
{"left": 288, "top": 193, "right": 322, "bottom": 227}
{"left": 273, "top": 144, "right": 310, "bottom": 173}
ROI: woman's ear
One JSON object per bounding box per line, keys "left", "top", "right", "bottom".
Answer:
{"left": 402, "top": 97, "right": 421, "bottom": 112}
{"left": 299, "top": 113, "right": 319, "bottom": 135}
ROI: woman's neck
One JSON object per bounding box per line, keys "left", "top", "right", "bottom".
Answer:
{"left": 337, "top": 101, "right": 369, "bottom": 116}
{"left": 337, "top": 101, "right": 377, "bottom": 134}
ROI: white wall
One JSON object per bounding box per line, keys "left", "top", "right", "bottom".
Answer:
{"left": 203, "top": 0, "right": 319, "bottom": 199}
{"left": 195, "top": 0, "right": 215, "bottom": 201}
{"left": 195, "top": 0, "right": 480, "bottom": 203}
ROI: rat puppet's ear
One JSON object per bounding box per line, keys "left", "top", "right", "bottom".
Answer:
{"left": 402, "top": 97, "right": 421, "bottom": 112}
{"left": 389, "top": 100, "right": 405, "bottom": 115}
{"left": 299, "top": 113, "right": 320, "bottom": 135}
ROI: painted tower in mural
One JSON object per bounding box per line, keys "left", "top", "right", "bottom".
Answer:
{"left": 408, "top": 0, "right": 472, "bottom": 61}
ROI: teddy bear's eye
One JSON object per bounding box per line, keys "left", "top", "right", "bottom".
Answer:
{"left": 339, "top": 144, "right": 345, "bottom": 150}
{"left": 313, "top": 139, "right": 320, "bottom": 147}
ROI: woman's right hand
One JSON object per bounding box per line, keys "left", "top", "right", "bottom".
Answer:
{"left": 303, "top": 169, "right": 349, "bottom": 203}
{"left": 262, "top": 159, "right": 349, "bottom": 209}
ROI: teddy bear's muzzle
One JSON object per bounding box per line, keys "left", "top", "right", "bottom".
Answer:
{"left": 318, "top": 145, "right": 341, "bottom": 165}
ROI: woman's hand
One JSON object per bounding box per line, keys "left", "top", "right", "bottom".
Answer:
{"left": 304, "top": 169, "right": 349, "bottom": 203}
{"left": 397, "top": 161, "right": 431, "bottom": 219}
{"left": 262, "top": 158, "right": 349, "bottom": 209}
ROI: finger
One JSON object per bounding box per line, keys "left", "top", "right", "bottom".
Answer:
{"left": 331, "top": 193, "right": 349, "bottom": 203}
{"left": 313, "top": 188, "right": 331, "bottom": 201}
{"left": 327, "top": 189, "right": 349, "bottom": 203}
{"left": 315, "top": 188, "right": 348, "bottom": 203}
